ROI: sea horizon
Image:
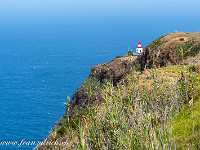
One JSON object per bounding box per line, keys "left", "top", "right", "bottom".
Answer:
{"left": 0, "top": 0, "right": 200, "bottom": 149}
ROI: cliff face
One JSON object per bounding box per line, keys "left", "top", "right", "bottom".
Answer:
{"left": 55, "top": 56, "right": 137, "bottom": 127}
{"left": 39, "top": 32, "right": 200, "bottom": 149}
{"left": 90, "top": 56, "right": 136, "bottom": 86}
{"left": 56, "top": 32, "right": 200, "bottom": 127}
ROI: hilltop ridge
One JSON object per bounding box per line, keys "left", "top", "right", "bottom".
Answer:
{"left": 135, "top": 32, "right": 200, "bottom": 70}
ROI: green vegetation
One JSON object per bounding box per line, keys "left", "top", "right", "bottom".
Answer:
{"left": 57, "top": 107, "right": 94, "bottom": 135}
{"left": 126, "top": 50, "right": 134, "bottom": 56}
{"left": 169, "top": 100, "right": 200, "bottom": 149}
{"left": 115, "top": 56, "right": 122, "bottom": 58}
{"left": 188, "top": 43, "right": 200, "bottom": 57}
{"left": 116, "top": 50, "right": 135, "bottom": 58}
{"left": 50, "top": 63, "right": 200, "bottom": 149}
{"left": 39, "top": 32, "right": 200, "bottom": 150}
{"left": 152, "top": 34, "right": 165, "bottom": 49}
{"left": 178, "top": 41, "right": 200, "bottom": 59}
{"left": 179, "top": 41, "right": 194, "bottom": 58}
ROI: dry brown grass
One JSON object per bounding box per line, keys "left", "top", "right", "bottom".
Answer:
{"left": 185, "top": 53, "right": 200, "bottom": 64}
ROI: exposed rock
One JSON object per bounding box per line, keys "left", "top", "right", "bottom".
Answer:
{"left": 39, "top": 32, "right": 200, "bottom": 150}
{"left": 55, "top": 56, "right": 137, "bottom": 127}
{"left": 56, "top": 32, "right": 200, "bottom": 128}
{"left": 134, "top": 32, "right": 200, "bottom": 70}
{"left": 90, "top": 56, "right": 136, "bottom": 85}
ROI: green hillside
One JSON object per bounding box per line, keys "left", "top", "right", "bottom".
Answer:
{"left": 39, "top": 32, "right": 200, "bottom": 150}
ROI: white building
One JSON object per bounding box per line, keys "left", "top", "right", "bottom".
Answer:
{"left": 136, "top": 42, "right": 143, "bottom": 54}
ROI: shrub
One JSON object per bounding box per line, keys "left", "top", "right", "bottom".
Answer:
{"left": 115, "top": 56, "right": 122, "bottom": 58}
{"left": 153, "top": 35, "right": 165, "bottom": 49}
{"left": 189, "top": 43, "right": 200, "bottom": 57}
{"left": 177, "top": 41, "right": 194, "bottom": 58}
{"left": 126, "top": 51, "right": 134, "bottom": 56}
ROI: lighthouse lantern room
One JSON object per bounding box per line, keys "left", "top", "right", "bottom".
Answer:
{"left": 136, "top": 42, "right": 143, "bottom": 54}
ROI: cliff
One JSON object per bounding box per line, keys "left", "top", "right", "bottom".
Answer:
{"left": 39, "top": 32, "right": 200, "bottom": 149}
{"left": 55, "top": 56, "right": 137, "bottom": 127}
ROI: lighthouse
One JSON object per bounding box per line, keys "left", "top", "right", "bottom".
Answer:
{"left": 136, "top": 42, "right": 143, "bottom": 54}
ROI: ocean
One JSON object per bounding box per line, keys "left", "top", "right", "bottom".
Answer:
{"left": 0, "top": 17, "right": 199, "bottom": 149}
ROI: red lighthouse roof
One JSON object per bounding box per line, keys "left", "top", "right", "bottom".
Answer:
{"left": 138, "top": 41, "right": 142, "bottom": 48}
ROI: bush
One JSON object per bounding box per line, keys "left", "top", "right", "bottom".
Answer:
{"left": 126, "top": 51, "right": 134, "bottom": 56}
{"left": 189, "top": 43, "right": 200, "bottom": 57}
{"left": 152, "top": 34, "right": 166, "bottom": 49}
{"left": 177, "top": 41, "right": 194, "bottom": 58}
{"left": 115, "top": 56, "right": 122, "bottom": 58}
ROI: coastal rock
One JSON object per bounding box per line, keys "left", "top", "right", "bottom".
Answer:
{"left": 39, "top": 32, "right": 200, "bottom": 149}
{"left": 55, "top": 56, "right": 136, "bottom": 127}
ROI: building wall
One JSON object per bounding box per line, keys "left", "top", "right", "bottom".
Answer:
{"left": 136, "top": 48, "right": 143, "bottom": 53}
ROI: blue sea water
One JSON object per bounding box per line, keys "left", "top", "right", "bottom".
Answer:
{"left": 0, "top": 16, "right": 199, "bottom": 149}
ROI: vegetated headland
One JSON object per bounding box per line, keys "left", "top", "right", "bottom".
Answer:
{"left": 39, "top": 32, "right": 200, "bottom": 149}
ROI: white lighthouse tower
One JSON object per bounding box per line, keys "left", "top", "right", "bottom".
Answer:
{"left": 136, "top": 42, "right": 143, "bottom": 54}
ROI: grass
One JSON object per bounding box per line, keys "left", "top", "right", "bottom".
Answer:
{"left": 168, "top": 100, "right": 200, "bottom": 149}
{"left": 37, "top": 32, "right": 200, "bottom": 150}
{"left": 151, "top": 34, "right": 165, "bottom": 49}
{"left": 188, "top": 43, "right": 200, "bottom": 57}
{"left": 45, "top": 61, "right": 200, "bottom": 149}
{"left": 177, "top": 41, "right": 200, "bottom": 59}
{"left": 57, "top": 107, "right": 94, "bottom": 136}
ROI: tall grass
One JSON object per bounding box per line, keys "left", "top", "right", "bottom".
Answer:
{"left": 46, "top": 64, "right": 200, "bottom": 150}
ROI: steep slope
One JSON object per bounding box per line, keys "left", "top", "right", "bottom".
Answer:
{"left": 38, "top": 32, "right": 200, "bottom": 149}
{"left": 55, "top": 56, "right": 137, "bottom": 127}
{"left": 59, "top": 32, "right": 200, "bottom": 127}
